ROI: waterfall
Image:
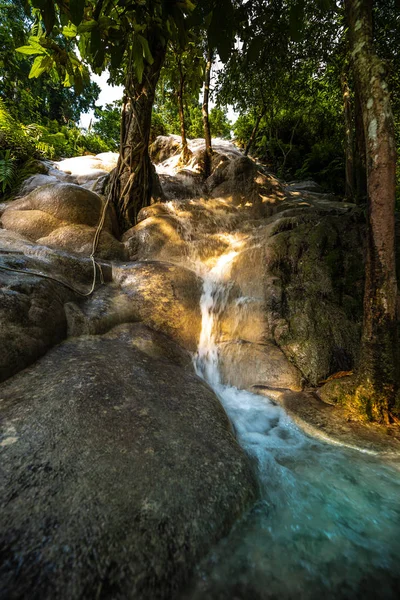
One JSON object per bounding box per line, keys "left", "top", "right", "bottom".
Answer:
{"left": 190, "top": 242, "right": 400, "bottom": 599}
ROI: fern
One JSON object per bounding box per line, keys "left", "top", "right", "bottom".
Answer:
{"left": 0, "top": 150, "right": 16, "bottom": 193}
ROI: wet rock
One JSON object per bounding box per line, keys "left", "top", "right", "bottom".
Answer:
{"left": 2, "top": 183, "right": 115, "bottom": 231}
{"left": 0, "top": 256, "right": 71, "bottom": 383}
{"left": 112, "top": 262, "right": 203, "bottom": 351}
{"left": 1, "top": 183, "right": 122, "bottom": 261}
{"left": 150, "top": 135, "right": 181, "bottom": 163}
{"left": 207, "top": 155, "right": 286, "bottom": 215}
{"left": 286, "top": 180, "right": 323, "bottom": 193}
{"left": 137, "top": 203, "right": 171, "bottom": 223}
{"left": 281, "top": 390, "right": 400, "bottom": 455}
{"left": 55, "top": 153, "right": 118, "bottom": 175}
{"left": 0, "top": 324, "right": 257, "bottom": 600}
{"left": 67, "top": 262, "right": 203, "bottom": 352}
{"left": 218, "top": 340, "right": 303, "bottom": 393}
{"left": 38, "top": 224, "right": 126, "bottom": 261}
{"left": 219, "top": 297, "right": 267, "bottom": 345}
{"left": 264, "top": 206, "right": 365, "bottom": 385}
{"left": 122, "top": 215, "right": 186, "bottom": 262}
{"left": 0, "top": 229, "right": 113, "bottom": 382}
{"left": 2, "top": 208, "right": 66, "bottom": 240}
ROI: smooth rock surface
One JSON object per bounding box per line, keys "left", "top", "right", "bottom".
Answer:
{"left": 0, "top": 324, "right": 257, "bottom": 600}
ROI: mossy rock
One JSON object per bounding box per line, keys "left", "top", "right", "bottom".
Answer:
{"left": 266, "top": 207, "right": 366, "bottom": 385}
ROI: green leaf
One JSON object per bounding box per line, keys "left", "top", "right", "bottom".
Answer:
{"left": 63, "top": 70, "right": 73, "bottom": 87}
{"left": 110, "top": 44, "right": 125, "bottom": 69}
{"left": 78, "top": 20, "right": 98, "bottom": 33}
{"left": 74, "top": 69, "right": 84, "bottom": 95}
{"left": 132, "top": 37, "right": 144, "bottom": 83}
{"left": 29, "top": 54, "right": 51, "bottom": 78}
{"left": 137, "top": 35, "right": 154, "bottom": 64}
{"left": 16, "top": 44, "right": 45, "bottom": 56}
{"left": 62, "top": 23, "right": 78, "bottom": 38}
{"left": 69, "top": 0, "right": 85, "bottom": 27}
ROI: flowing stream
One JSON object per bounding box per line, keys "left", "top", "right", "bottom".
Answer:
{"left": 189, "top": 246, "right": 400, "bottom": 599}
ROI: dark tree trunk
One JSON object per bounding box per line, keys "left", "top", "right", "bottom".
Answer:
{"left": 108, "top": 36, "right": 166, "bottom": 233}
{"left": 202, "top": 47, "right": 213, "bottom": 178}
{"left": 346, "top": 0, "right": 398, "bottom": 422}
{"left": 244, "top": 105, "right": 267, "bottom": 157}
{"left": 354, "top": 87, "right": 368, "bottom": 202}
{"left": 177, "top": 59, "right": 192, "bottom": 164}
{"left": 341, "top": 71, "right": 355, "bottom": 200}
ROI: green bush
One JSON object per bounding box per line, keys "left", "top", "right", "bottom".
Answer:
{"left": 0, "top": 98, "right": 35, "bottom": 162}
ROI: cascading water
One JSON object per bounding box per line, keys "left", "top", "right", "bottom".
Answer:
{"left": 191, "top": 245, "right": 400, "bottom": 599}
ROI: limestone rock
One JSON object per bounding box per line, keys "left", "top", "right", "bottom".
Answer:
{"left": 122, "top": 215, "right": 186, "bottom": 262}
{"left": 19, "top": 174, "right": 59, "bottom": 196}
{"left": 264, "top": 206, "right": 365, "bottom": 385}
{"left": 218, "top": 340, "right": 303, "bottom": 393}
{"left": 0, "top": 324, "right": 257, "bottom": 600}
{"left": 207, "top": 155, "right": 286, "bottom": 215}
{"left": 111, "top": 262, "right": 202, "bottom": 351}
{"left": 37, "top": 224, "right": 126, "bottom": 261}
{"left": 150, "top": 135, "right": 181, "bottom": 163}
{"left": 1, "top": 208, "right": 66, "bottom": 240}
{"left": 67, "top": 262, "right": 203, "bottom": 352}
{"left": 3, "top": 182, "right": 115, "bottom": 231}
{"left": 1, "top": 183, "right": 122, "bottom": 261}
{"left": 0, "top": 229, "right": 113, "bottom": 382}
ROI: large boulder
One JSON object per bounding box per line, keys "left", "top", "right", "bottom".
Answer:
{"left": 218, "top": 340, "right": 303, "bottom": 394}
{"left": 150, "top": 135, "right": 181, "bottom": 164}
{"left": 66, "top": 261, "right": 203, "bottom": 352}
{"left": 37, "top": 224, "right": 126, "bottom": 261}
{"left": 0, "top": 229, "right": 112, "bottom": 382}
{"left": 1, "top": 183, "right": 123, "bottom": 261}
{"left": 207, "top": 155, "right": 286, "bottom": 216}
{"left": 0, "top": 324, "right": 257, "bottom": 599}
{"left": 122, "top": 214, "right": 186, "bottom": 263}
{"left": 264, "top": 204, "right": 366, "bottom": 385}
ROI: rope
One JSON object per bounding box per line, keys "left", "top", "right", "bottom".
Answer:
{"left": 0, "top": 196, "right": 111, "bottom": 297}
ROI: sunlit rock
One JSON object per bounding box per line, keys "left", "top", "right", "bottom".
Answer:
{"left": 1, "top": 183, "right": 121, "bottom": 260}
{"left": 37, "top": 223, "right": 126, "bottom": 261}
{"left": 122, "top": 214, "right": 186, "bottom": 262}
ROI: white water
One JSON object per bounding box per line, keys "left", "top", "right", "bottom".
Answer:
{"left": 191, "top": 247, "right": 400, "bottom": 599}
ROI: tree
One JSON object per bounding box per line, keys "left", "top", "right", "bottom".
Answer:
{"left": 158, "top": 37, "right": 204, "bottom": 163}
{"left": 202, "top": 45, "right": 213, "bottom": 177}
{"left": 344, "top": 0, "right": 398, "bottom": 422}
{"left": 21, "top": 0, "right": 238, "bottom": 231}
{"left": 20, "top": 0, "right": 196, "bottom": 231}
{"left": 93, "top": 101, "right": 122, "bottom": 151}
{"left": 0, "top": 0, "right": 100, "bottom": 126}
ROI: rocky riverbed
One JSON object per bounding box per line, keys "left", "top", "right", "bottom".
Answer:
{"left": 1, "top": 136, "right": 399, "bottom": 599}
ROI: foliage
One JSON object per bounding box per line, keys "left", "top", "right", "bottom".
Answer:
{"left": 0, "top": 149, "right": 16, "bottom": 193}
{"left": 0, "top": 0, "right": 100, "bottom": 127}
{"left": 93, "top": 102, "right": 122, "bottom": 151}
{"left": 209, "top": 107, "right": 232, "bottom": 139}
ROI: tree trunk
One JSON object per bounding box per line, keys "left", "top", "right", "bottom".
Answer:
{"left": 202, "top": 46, "right": 213, "bottom": 178}
{"left": 354, "top": 87, "right": 368, "bottom": 203}
{"left": 244, "top": 105, "right": 267, "bottom": 157}
{"left": 108, "top": 36, "right": 166, "bottom": 233}
{"left": 340, "top": 71, "right": 355, "bottom": 200}
{"left": 346, "top": 0, "right": 398, "bottom": 422}
{"left": 177, "top": 60, "right": 192, "bottom": 164}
